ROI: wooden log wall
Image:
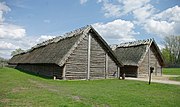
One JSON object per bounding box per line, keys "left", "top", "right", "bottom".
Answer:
{"left": 16, "top": 64, "right": 63, "bottom": 79}
{"left": 90, "top": 35, "right": 106, "bottom": 79}
{"left": 138, "top": 47, "right": 149, "bottom": 77}
{"left": 138, "top": 46, "right": 162, "bottom": 77}
{"left": 149, "top": 47, "right": 162, "bottom": 76}
{"left": 65, "top": 35, "right": 88, "bottom": 79}
{"left": 108, "top": 56, "right": 118, "bottom": 78}
{"left": 65, "top": 33, "right": 119, "bottom": 80}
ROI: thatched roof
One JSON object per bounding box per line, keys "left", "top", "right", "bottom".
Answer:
{"left": 9, "top": 25, "right": 123, "bottom": 67}
{"left": 112, "top": 39, "right": 165, "bottom": 66}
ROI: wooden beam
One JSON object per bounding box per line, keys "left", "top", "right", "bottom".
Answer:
{"left": 155, "top": 61, "right": 157, "bottom": 76}
{"left": 105, "top": 53, "right": 108, "bottom": 79}
{"left": 148, "top": 46, "right": 150, "bottom": 76}
{"left": 117, "top": 66, "right": 120, "bottom": 79}
{"left": 87, "top": 33, "right": 91, "bottom": 80}
{"left": 63, "top": 64, "right": 66, "bottom": 80}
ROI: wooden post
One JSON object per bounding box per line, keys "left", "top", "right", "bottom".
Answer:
{"left": 87, "top": 33, "right": 91, "bottom": 80}
{"left": 149, "top": 71, "right": 152, "bottom": 85}
{"left": 148, "top": 47, "right": 150, "bottom": 76}
{"left": 63, "top": 64, "right": 66, "bottom": 80}
{"left": 149, "top": 67, "right": 154, "bottom": 85}
{"left": 155, "top": 61, "right": 157, "bottom": 76}
{"left": 117, "top": 67, "right": 120, "bottom": 79}
{"left": 105, "top": 53, "right": 108, "bottom": 79}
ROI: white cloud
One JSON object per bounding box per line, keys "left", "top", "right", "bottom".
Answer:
{"left": 144, "top": 19, "right": 174, "bottom": 37}
{"left": 0, "top": 2, "right": 11, "bottom": 23}
{"left": 80, "top": 0, "right": 180, "bottom": 38}
{"left": 93, "top": 19, "right": 137, "bottom": 43}
{"left": 0, "top": 41, "right": 19, "bottom": 50}
{"left": 0, "top": 34, "right": 56, "bottom": 59}
{"left": 98, "top": 0, "right": 152, "bottom": 18}
{"left": 153, "top": 5, "right": 180, "bottom": 22}
{"left": 0, "top": 2, "right": 26, "bottom": 58}
{"left": 0, "top": 50, "right": 12, "bottom": 59}
{"left": 102, "top": 2, "right": 122, "bottom": 18}
{"left": 0, "top": 23, "right": 26, "bottom": 39}
{"left": 36, "top": 35, "right": 56, "bottom": 44}
{"left": 80, "top": 0, "right": 88, "bottom": 4}
{"left": 0, "top": 2, "right": 26, "bottom": 39}
{"left": 144, "top": 5, "right": 180, "bottom": 37}
{"left": 122, "top": 0, "right": 150, "bottom": 14}
{"left": 0, "top": 2, "right": 56, "bottom": 59}
{"left": 133, "top": 4, "right": 155, "bottom": 22}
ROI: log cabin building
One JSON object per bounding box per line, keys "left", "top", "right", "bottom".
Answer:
{"left": 111, "top": 39, "right": 165, "bottom": 77}
{"left": 8, "top": 25, "right": 123, "bottom": 80}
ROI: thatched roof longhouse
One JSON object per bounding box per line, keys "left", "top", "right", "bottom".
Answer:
{"left": 112, "top": 39, "right": 165, "bottom": 66}
{"left": 9, "top": 25, "right": 123, "bottom": 67}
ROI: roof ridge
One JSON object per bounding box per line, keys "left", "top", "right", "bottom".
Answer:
{"left": 17, "top": 25, "right": 92, "bottom": 55}
{"left": 116, "top": 38, "right": 153, "bottom": 48}
{"left": 32, "top": 25, "right": 91, "bottom": 49}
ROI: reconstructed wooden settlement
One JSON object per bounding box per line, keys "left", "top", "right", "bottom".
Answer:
{"left": 8, "top": 25, "right": 123, "bottom": 80}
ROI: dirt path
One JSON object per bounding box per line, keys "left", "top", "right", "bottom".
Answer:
{"left": 126, "top": 75, "right": 180, "bottom": 85}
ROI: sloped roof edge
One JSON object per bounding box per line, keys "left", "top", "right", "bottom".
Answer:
{"left": 58, "top": 25, "right": 123, "bottom": 67}
{"left": 112, "top": 38, "right": 165, "bottom": 67}
{"left": 89, "top": 26, "right": 124, "bottom": 67}
{"left": 13, "top": 25, "right": 91, "bottom": 57}
{"left": 58, "top": 26, "right": 91, "bottom": 66}
{"left": 117, "top": 38, "right": 153, "bottom": 48}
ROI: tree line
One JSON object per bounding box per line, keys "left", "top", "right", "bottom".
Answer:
{"left": 162, "top": 35, "right": 180, "bottom": 67}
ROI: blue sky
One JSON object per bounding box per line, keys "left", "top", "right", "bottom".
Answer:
{"left": 0, "top": 0, "right": 180, "bottom": 58}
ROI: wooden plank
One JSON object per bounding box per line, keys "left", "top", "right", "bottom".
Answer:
{"left": 148, "top": 46, "right": 150, "bottom": 76}
{"left": 117, "top": 66, "right": 120, "bottom": 79}
{"left": 87, "top": 33, "right": 91, "bottom": 80}
{"left": 63, "top": 64, "right": 66, "bottom": 80}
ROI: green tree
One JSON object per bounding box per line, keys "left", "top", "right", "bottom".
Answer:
{"left": 162, "top": 35, "right": 180, "bottom": 65}
{"left": 11, "top": 48, "right": 24, "bottom": 56}
{"left": 162, "top": 48, "right": 170, "bottom": 64}
{"left": 0, "top": 57, "right": 8, "bottom": 68}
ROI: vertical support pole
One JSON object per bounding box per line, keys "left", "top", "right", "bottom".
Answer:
{"left": 155, "top": 61, "right": 157, "bottom": 76}
{"left": 117, "top": 67, "right": 120, "bottom": 79}
{"left": 137, "top": 68, "right": 139, "bottom": 78}
{"left": 149, "top": 71, "right": 152, "bottom": 85}
{"left": 63, "top": 64, "right": 66, "bottom": 80}
{"left": 149, "top": 67, "right": 154, "bottom": 85}
{"left": 105, "top": 53, "right": 108, "bottom": 79}
{"left": 87, "top": 33, "right": 91, "bottom": 80}
{"left": 116, "top": 66, "right": 118, "bottom": 78}
{"left": 148, "top": 47, "right": 150, "bottom": 76}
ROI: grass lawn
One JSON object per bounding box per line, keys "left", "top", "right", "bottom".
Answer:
{"left": 163, "top": 68, "right": 180, "bottom": 81}
{"left": 0, "top": 67, "right": 180, "bottom": 107}
{"left": 163, "top": 68, "right": 180, "bottom": 75}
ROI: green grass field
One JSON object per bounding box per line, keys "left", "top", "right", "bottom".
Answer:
{"left": 163, "top": 68, "right": 180, "bottom": 81}
{"left": 0, "top": 67, "right": 180, "bottom": 107}
{"left": 163, "top": 68, "right": 180, "bottom": 75}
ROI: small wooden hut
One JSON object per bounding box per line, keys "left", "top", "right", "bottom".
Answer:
{"left": 8, "top": 25, "right": 123, "bottom": 80}
{"left": 112, "top": 39, "right": 165, "bottom": 77}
